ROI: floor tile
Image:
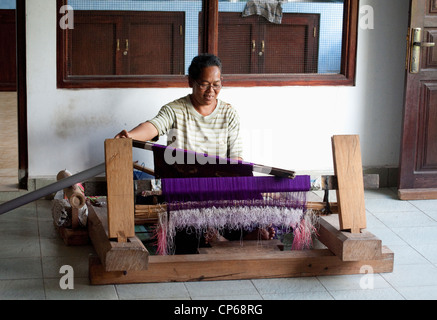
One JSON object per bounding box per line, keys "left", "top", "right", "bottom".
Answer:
{"left": 388, "top": 244, "right": 431, "bottom": 265}
{"left": 185, "top": 280, "right": 257, "bottom": 299}
{"left": 262, "top": 291, "right": 333, "bottom": 300}
{"left": 44, "top": 277, "right": 118, "bottom": 300}
{"left": 410, "top": 244, "right": 437, "bottom": 264}
{"left": 38, "top": 219, "right": 60, "bottom": 239}
{"left": 408, "top": 199, "right": 437, "bottom": 214}
{"left": 372, "top": 210, "right": 437, "bottom": 228}
{"left": 365, "top": 212, "right": 388, "bottom": 229}
{"left": 194, "top": 293, "right": 263, "bottom": 300}
{"left": 0, "top": 279, "right": 45, "bottom": 300}
{"left": 365, "top": 198, "right": 420, "bottom": 213}
{"left": 42, "top": 256, "right": 91, "bottom": 278}
{"left": 317, "top": 273, "right": 391, "bottom": 291}
{"left": 408, "top": 200, "right": 437, "bottom": 221}
{"left": 329, "top": 288, "right": 404, "bottom": 300}
{"left": 0, "top": 257, "right": 42, "bottom": 280}
{"left": 381, "top": 264, "right": 437, "bottom": 288}
{"left": 0, "top": 235, "right": 41, "bottom": 259}
{"left": 39, "top": 237, "right": 95, "bottom": 258}
{"left": 0, "top": 218, "right": 39, "bottom": 238}
{"left": 367, "top": 226, "right": 407, "bottom": 246}
{"left": 397, "top": 285, "right": 437, "bottom": 300}
{"left": 251, "top": 277, "right": 326, "bottom": 295}
{"left": 116, "top": 282, "right": 190, "bottom": 300}
{"left": 391, "top": 226, "right": 437, "bottom": 246}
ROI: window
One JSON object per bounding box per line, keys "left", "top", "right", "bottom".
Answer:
{"left": 57, "top": 0, "right": 358, "bottom": 88}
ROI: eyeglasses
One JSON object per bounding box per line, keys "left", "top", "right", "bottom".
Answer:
{"left": 194, "top": 80, "right": 222, "bottom": 91}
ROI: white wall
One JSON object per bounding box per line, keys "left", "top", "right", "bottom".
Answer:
{"left": 26, "top": 0, "right": 410, "bottom": 177}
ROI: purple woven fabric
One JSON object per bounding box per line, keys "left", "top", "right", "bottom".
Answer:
{"left": 161, "top": 175, "right": 311, "bottom": 204}
{"left": 152, "top": 144, "right": 254, "bottom": 178}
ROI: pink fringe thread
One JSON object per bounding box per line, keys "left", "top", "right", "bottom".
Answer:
{"left": 291, "top": 218, "right": 319, "bottom": 250}
{"left": 154, "top": 225, "right": 168, "bottom": 255}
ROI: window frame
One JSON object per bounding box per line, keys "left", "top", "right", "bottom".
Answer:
{"left": 57, "top": 0, "right": 359, "bottom": 88}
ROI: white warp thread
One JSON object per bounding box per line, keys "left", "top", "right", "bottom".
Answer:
{"left": 158, "top": 206, "right": 319, "bottom": 255}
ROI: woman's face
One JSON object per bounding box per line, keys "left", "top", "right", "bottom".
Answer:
{"left": 190, "top": 66, "right": 222, "bottom": 106}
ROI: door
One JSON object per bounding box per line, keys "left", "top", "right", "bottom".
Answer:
{"left": 399, "top": 0, "right": 437, "bottom": 199}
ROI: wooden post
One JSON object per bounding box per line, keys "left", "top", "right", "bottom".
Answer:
{"left": 332, "top": 135, "right": 366, "bottom": 233}
{"left": 105, "top": 138, "right": 135, "bottom": 242}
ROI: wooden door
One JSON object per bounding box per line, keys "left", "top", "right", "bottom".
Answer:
{"left": 0, "top": 10, "right": 16, "bottom": 91}
{"left": 399, "top": 0, "right": 437, "bottom": 199}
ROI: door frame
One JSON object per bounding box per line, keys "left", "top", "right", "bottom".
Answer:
{"left": 16, "top": 0, "right": 28, "bottom": 189}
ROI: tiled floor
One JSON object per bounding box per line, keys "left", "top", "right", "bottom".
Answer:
{"left": 1, "top": 187, "right": 437, "bottom": 300}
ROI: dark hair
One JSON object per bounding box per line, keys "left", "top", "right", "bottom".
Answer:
{"left": 188, "top": 54, "right": 222, "bottom": 80}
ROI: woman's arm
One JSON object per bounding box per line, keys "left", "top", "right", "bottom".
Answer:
{"left": 114, "top": 122, "right": 159, "bottom": 141}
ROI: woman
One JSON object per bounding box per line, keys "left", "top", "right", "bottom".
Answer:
{"left": 115, "top": 54, "right": 242, "bottom": 161}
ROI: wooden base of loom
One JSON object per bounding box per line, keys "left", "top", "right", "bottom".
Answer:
{"left": 88, "top": 205, "right": 149, "bottom": 272}
{"left": 88, "top": 135, "right": 394, "bottom": 285}
{"left": 88, "top": 205, "right": 393, "bottom": 284}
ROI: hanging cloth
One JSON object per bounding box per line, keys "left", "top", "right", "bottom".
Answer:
{"left": 242, "top": 0, "right": 285, "bottom": 24}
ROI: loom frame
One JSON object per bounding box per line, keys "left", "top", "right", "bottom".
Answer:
{"left": 88, "top": 135, "right": 393, "bottom": 285}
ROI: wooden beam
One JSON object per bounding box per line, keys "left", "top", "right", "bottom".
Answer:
{"left": 317, "top": 214, "right": 382, "bottom": 261}
{"left": 105, "top": 138, "right": 135, "bottom": 242}
{"left": 131, "top": 140, "right": 296, "bottom": 179}
{"left": 133, "top": 162, "right": 155, "bottom": 176}
{"left": 89, "top": 246, "right": 393, "bottom": 285}
{"left": 332, "top": 135, "right": 366, "bottom": 233}
{"left": 88, "top": 204, "right": 149, "bottom": 272}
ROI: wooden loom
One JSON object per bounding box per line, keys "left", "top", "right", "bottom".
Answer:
{"left": 88, "top": 135, "right": 393, "bottom": 285}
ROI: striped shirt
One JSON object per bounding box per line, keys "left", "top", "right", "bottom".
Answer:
{"left": 148, "top": 95, "right": 243, "bottom": 159}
